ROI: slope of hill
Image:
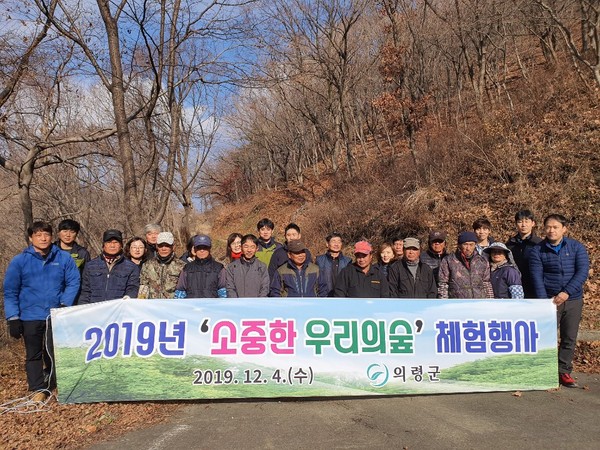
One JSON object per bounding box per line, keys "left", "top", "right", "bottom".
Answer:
{"left": 204, "top": 65, "right": 599, "bottom": 331}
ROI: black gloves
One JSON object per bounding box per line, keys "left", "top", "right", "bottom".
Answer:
{"left": 8, "top": 319, "right": 24, "bottom": 339}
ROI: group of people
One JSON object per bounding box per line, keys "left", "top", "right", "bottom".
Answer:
{"left": 3, "top": 209, "right": 590, "bottom": 400}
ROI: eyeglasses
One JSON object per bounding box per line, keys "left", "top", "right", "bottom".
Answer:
{"left": 130, "top": 245, "right": 145, "bottom": 250}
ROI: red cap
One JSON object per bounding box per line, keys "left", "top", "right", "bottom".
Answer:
{"left": 354, "top": 241, "right": 372, "bottom": 254}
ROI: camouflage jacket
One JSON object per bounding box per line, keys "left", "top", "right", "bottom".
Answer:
{"left": 139, "top": 255, "right": 186, "bottom": 299}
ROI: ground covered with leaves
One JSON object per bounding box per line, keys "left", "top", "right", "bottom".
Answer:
{"left": 1, "top": 340, "right": 178, "bottom": 449}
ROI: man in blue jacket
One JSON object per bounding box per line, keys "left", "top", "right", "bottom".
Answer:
{"left": 78, "top": 229, "right": 140, "bottom": 304}
{"left": 4, "top": 221, "right": 80, "bottom": 401}
{"left": 316, "top": 232, "right": 351, "bottom": 296}
{"left": 529, "top": 214, "right": 590, "bottom": 388}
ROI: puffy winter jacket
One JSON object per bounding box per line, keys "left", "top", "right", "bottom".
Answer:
{"left": 78, "top": 255, "right": 140, "bottom": 304}
{"left": 438, "top": 251, "right": 494, "bottom": 299}
{"left": 506, "top": 233, "right": 543, "bottom": 298}
{"left": 176, "top": 257, "right": 225, "bottom": 298}
{"left": 529, "top": 237, "right": 589, "bottom": 300}
{"left": 315, "top": 252, "right": 351, "bottom": 297}
{"left": 4, "top": 244, "right": 80, "bottom": 320}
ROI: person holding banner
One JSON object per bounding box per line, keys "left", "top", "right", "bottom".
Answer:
{"left": 529, "top": 214, "right": 590, "bottom": 388}
{"left": 4, "top": 221, "right": 80, "bottom": 402}
{"left": 334, "top": 241, "right": 390, "bottom": 298}
{"left": 226, "top": 234, "right": 270, "bottom": 297}
{"left": 79, "top": 229, "right": 140, "bottom": 304}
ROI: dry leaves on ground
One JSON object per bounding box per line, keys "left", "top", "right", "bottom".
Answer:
{"left": 1, "top": 341, "right": 179, "bottom": 449}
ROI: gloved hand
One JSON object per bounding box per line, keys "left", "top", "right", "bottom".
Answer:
{"left": 8, "top": 319, "right": 24, "bottom": 339}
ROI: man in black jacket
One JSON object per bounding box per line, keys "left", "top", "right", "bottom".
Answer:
{"left": 389, "top": 237, "right": 437, "bottom": 298}
{"left": 506, "top": 210, "right": 542, "bottom": 298}
{"left": 175, "top": 234, "right": 225, "bottom": 298}
{"left": 79, "top": 229, "right": 140, "bottom": 304}
{"left": 334, "top": 241, "right": 389, "bottom": 298}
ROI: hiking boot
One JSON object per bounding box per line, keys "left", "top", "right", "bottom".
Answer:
{"left": 31, "top": 391, "right": 48, "bottom": 402}
{"left": 559, "top": 373, "right": 578, "bottom": 388}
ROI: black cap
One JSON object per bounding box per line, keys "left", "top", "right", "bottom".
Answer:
{"left": 103, "top": 229, "right": 123, "bottom": 244}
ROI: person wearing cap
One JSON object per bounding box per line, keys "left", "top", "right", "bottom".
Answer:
{"left": 420, "top": 230, "right": 448, "bottom": 284}
{"left": 334, "top": 241, "right": 390, "bottom": 298}
{"left": 55, "top": 219, "right": 91, "bottom": 272}
{"left": 438, "top": 231, "right": 493, "bottom": 299}
{"left": 255, "top": 218, "right": 283, "bottom": 267}
{"left": 175, "top": 234, "right": 226, "bottom": 298}
{"left": 316, "top": 232, "right": 352, "bottom": 297}
{"left": 270, "top": 240, "right": 327, "bottom": 297}
{"left": 505, "top": 210, "right": 543, "bottom": 298}
{"left": 388, "top": 238, "right": 437, "bottom": 298}
{"left": 4, "top": 221, "right": 80, "bottom": 400}
{"left": 529, "top": 214, "right": 589, "bottom": 388}
{"left": 268, "top": 223, "right": 313, "bottom": 279}
{"left": 226, "top": 234, "right": 271, "bottom": 297}
{"left": 482, "top": 242, "right": 524, "bottom": 299}
{"left": 138, "top": 232, "right": 186, "bottom": 299}
{"left": 78, "top": 229, "right": 140, "bottom": 304}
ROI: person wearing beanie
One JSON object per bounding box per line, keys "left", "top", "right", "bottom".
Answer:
{"left": 483, "top": 242, "right": 524, "bottom": 299}
{"left": 438, "top": 231, "right": 494, "bottom": 299}
{"left": 175, "top": 234, "right": 226, "bottom": 298}
{"left": 138, "top": 232, "right": 186, "bottom": 299}
{"left": 420, "top": 230, "right": 448, "bottom": 285}
{"left": 334, "top": 241, "right": 390, "bottom": 298}
{"left": 388, "top": 238, "right": 437, "bottom": 298}
{"left": 78, "top": 229, "right": 140, "bottom": 304}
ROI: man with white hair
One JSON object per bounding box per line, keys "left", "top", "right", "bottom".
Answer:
{"left": 144, "top": 223, "right": 162, "bottom": 257}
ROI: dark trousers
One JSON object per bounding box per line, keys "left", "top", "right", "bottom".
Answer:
{"left": 23, "top": 320, "right": 55, "bottom": 391}
{"left": 557, "top": 298, "right": 583, "bottom": 374}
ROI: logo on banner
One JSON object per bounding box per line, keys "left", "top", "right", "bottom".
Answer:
{"left": 366, "top": 363, "right": 389, "bottom": 387}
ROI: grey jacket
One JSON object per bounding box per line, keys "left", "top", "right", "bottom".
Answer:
{"left": 225, "top": 257, "right": 270, "bottom": 298}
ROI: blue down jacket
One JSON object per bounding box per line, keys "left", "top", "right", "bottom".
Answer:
{"left": 4, "top": 244, "right": 80, "bottom": 320}
{"left": 529, "top": 237, "right": 589, "bottom": 300}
